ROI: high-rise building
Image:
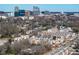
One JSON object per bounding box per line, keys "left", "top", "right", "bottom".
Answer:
{"left": 18, "top": 10, "right": 25, "bottom": 16}
{"left": 14, "top": 6, "right": 19, "bottom": 17}
{"left": 14, "top": 6, "right": 25, "bottom": 17}
{"left": 33, "top": 6, "right": 40, "bottom": 15}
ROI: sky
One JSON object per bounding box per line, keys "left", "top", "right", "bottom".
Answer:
{"left": 0, "top": 4, "right": 79, "bottom": 12}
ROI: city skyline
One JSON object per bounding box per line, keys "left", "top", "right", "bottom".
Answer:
{"left": 0, "top": 4, "right": 79, "bottom": 12}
